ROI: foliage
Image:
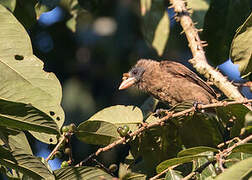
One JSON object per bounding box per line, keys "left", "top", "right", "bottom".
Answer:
{"left": 0, "top": 0, "right": 252, "bottom": 179}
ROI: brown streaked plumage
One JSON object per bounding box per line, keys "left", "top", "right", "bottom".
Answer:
{"left": 119, "top": 59, "right": 217, "bottom": 105}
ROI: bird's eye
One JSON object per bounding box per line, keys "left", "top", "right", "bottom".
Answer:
{"left": 132, "top": 69, "right": 138, "bottom": 75}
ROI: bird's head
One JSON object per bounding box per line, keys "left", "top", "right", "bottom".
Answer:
{"left": 118, "top": 66, "right": 145, "bottom": 90}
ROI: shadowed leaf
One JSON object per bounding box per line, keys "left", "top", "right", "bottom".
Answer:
{"left": 0, "top": 99, "right": 59, "bottom": 134}
{"left": 76, "top": 120, "right": 119, "bottom": 145}
{"left": 216, "top": 103, "right": 250, "bottom": 138}
{"left": 187, "top": 0, "right": 210, "bottom": 29}
{"left": 54, "top": 166, "right": 113, "bottom": 180}
{"left": 0, "top": 129, "right": 55, "bottom": 179}
{"left": 140, "top": 0, "right": 169, "bottom": 56}
{"left": 202, "top": 0, "right": 251, "bottom": 65}
{"left": 230, "top": 13, "right": 252, "bottom": 77}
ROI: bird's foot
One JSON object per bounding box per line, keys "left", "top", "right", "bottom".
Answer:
{"left": 154, "top": 108, "right": 169, "bottom": 118}
{"left": 193, "top": 101, "right": 204, "bottom": 113}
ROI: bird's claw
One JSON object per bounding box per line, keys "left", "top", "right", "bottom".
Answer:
{"left": 193, "top": 101, "right": 204, "bottom": 112}
{"left": 154, "top": 109, "right": 169, "bottom": 118}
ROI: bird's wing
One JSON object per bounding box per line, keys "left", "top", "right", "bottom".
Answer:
{"left": 160, "top": 61, "right": 217, "bottom": 98}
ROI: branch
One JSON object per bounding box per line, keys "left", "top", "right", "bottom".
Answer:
{"left": 151, "top": 134, "right": 252, "bottom": 179}
{"left": 46, "top": 132, "right": 71, "bottom": 162}
{"left": 169, "top": 0, "right": 250, "bottom": 105}
{"left": 215, "top": 134, "right": 252, "bottom": 172}
{"left": 76, "top": 99, "right": 252, "bottom": 166}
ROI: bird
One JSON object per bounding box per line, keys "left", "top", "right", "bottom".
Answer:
{"left": 118, "top": 59, "right": 217, "bottom": 106}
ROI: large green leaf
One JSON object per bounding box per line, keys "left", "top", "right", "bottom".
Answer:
{"left": 54, "top": 166, "right": 113, "bottom": 180}
{"left": 202, "top": 0, "right": 251, "bottom": 65}
{"left": 230, "top": 13, "right": 252, "bottom": 77}
{"left": 88, "top": 105, "right": 143, "bottom": 132}
{"left": 76, "top": 120, "right": 119, "bottom": 145}
{"left": 0, "top": 129, "right": 55, "bottom": 179}
{"left": 187, "top": 0, "right": 210, "bottom": 29}
{"left": 0, "top": 4, "right": 64, "bottom": 143}
{"left": 0, "top": 99, "right": 58, "bottom": 134}
{"left": 140, "top": 0, "right": 169, "bottom": 56}
{"left": 215, "top": 157, "right": 252, "bottom": 180}
{"left": 178, "top": 146, "right": 218, "bottom": 157}
{"left": 156, "top": 155, "right": 208, "bottom": 174}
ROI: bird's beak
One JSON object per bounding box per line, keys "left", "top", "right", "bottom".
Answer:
{"left": 118, "top": 73, "right": 137, "bottom": 90}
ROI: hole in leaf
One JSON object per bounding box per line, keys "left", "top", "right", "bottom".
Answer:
{"left": 56, "top": 117, "right": 60, "bottom": 121}
{"left": 14, "top": 55, "right": 24, "bottom": 60}
{"left": 49, "top": 111, "right": 55, "bottom": 116}
{"left": 49, "top": 138, "right": 53, "bottom": 142}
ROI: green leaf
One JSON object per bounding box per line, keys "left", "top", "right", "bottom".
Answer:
{"left": 0, "top": 130, "right": 55, "bottom": 180}
{"left": 0, "top": 4, "right": 64, "bottom": 143}
{"left": 202, "top": 0, "right": 251, "bottom": 65}
{"left": 216, "top": 103, "right": 250, "bottom": 137}
{"left": 60, "top": 0, "right": 93, "bottom": 32}
{"left": 0, "top": 145, "right": 14, "bottom": 161}
{"left": 156, "top": 155, "right": 208, "bottom": 174}
{"left": 118, "top": 163, "right": 147, "bottom": 180}
{"left": 0, "top": 0, "right": 16, "bottom": 12}
{"left": 35, "top": 0, "right": 60, "bottom": 19}
{"left": 140, "top": 0, "right": 169, "bottom": 56}
{"left": 130, "top": 121, "right": 182, "bottom": 176}
{"left": 187, "top": 0, "right": 210, "bottom": 29}
{"left": 230, "top": 13, "right": 252, "bottom": 77}
{"left": 244, "top": 111, "right": 252, "bottom": 133}
{"left": 0, "top": 99, "right": 59, "bottom": 134}
{"left": 179, "top": 113, "right": 223, "bottom": 147}
{"left": 54, "top": 166, "right": 113, "bottom": 180}
{"left": 232, "top": 143, "right": 252, "bottom": 154}
{"left": 192, "top": 152, "right": 217, "bottom": 180}
{"left": 165, "top": 169, "right": 183, "bottom": 180}
{"left": 178, "top": 146, "right": 218, "bottom": 157}
{"left": 215, "top": 157, "right": 252, "bottom": 180}
{"left": 76, "top": 120, "right": 119, "bottom": 145}
{"left": 245, "top": 111, "right": 252, "bottom": 127}
{"left": 88, "top": 105, "right": 143, "bottom": 132}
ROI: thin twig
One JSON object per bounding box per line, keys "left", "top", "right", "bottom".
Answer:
{"left": 215, "top": 134, "right": 252, "bottom": 172}
{"left": 93, "top": 159, "right": 115, "bottom": 177}
{"left": 183, "top": 172, "right": 196, "bottom": 180}
{"left": 76, "top": 99, "right": 252, "bottom": 167}
{"left": 46, "top": 134, "right": 68, "bottom": 161}
{"left": 150, "top": 165, "right": 178, "bottom": 180}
